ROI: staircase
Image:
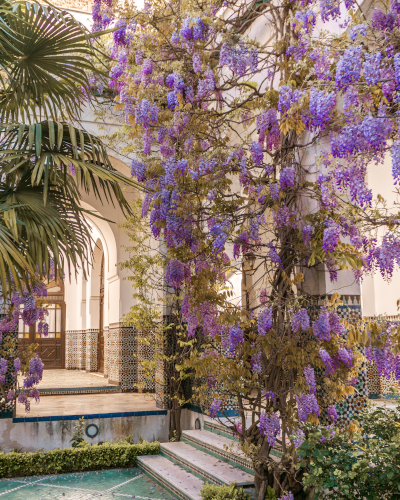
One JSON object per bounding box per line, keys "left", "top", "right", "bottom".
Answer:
{"left": 137, "top": 419, "right": 256, "bottom": 500}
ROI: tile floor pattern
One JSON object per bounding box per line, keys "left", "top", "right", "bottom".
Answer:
{"left": 16, "top": 393, "right": 159, "bottom": 418}
{"left": 0, "top": 468, "right": 175, "bottom": 499}
{"left": 18, "top": 370, "right": 116, "bottom": 390}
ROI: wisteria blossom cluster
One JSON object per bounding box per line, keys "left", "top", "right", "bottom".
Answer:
{"left": 0, "top": 286, "right": 47, "bottom": 412}
{"left": 94, "top": 0, "right": 400, "bottom": 496}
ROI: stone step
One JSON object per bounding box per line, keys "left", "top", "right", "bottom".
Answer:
{"left": 160, "top": 441, "right": 254, "bottom": 487}
{"left": 182, "top": 429, "right": 253, "bottom": 473}
{"left": 137, "top": 455, "right": 204, "bottom": 500}
{"left": 203, "top": 418, "right": 285, "bottom": 458}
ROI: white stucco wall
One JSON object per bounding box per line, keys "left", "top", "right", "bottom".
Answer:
{"left": 0, "top": 414, "right": 169, "bottom": 452}
{"left": 361, "top": 154, "right": 400, "bottom": 316}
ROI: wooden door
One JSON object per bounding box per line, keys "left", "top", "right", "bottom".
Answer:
{"left": 18, "top": 284, "right": 65, "bottom": 369}
{"left": 98, "top": 255, "right": 105, "bottom": 372}
{"left": 35, "top": 302, "right": 64, "bottom": 368}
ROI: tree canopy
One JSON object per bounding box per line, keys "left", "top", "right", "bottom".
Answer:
{"left": 93, "top": 0, "right": 400, "bottom": 497}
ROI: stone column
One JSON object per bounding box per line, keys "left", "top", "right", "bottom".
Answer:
{"left": 85, "top": 329, "right": 98, "bottom": 372}
{"left": 103, "top": 326, "right": 109, "bottom": 377}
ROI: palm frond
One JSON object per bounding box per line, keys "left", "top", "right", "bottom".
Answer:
{"left": 0, "top": 174, "right": 94, "bottom": 293}
{"left": 0, "top": 121, "right": 144, "bottom": 215}
{"left": 0, "top": 1, "right": 107, "bottom": 121}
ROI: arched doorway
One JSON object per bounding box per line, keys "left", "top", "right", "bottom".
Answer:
{"left": 18, "top": 281, "right": 66, "bottom": 368}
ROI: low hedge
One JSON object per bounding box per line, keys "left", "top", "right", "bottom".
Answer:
{"left": 200, "top": 482, "right": 252, "bottom": 500}
{"left": 0, "top": 440, "right": 160, "bottom": 478}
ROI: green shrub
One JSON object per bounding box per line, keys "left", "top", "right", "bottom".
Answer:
{"left": 200, "top": 482, "right": 251, "bottom": 500}
{"left": 0, "top": 440, "right": 159, "bottom": 478}
{"left": 298, "top": 400, "right": 400, "bottom": 499}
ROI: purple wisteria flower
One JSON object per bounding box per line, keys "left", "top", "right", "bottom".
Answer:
{"left": 349, "top": 24, "right": 367, "bottom": 41}
{"left": 6, "top": 390, "right": 15, "bottom": 402}
{"left": 29, "top": 388, "right": 40, "bottom": 403}
{"left": 392, "top": 139, "right": 400, "bottom": 183}
{"left": 257, "top": 108, "right": 280, "bottom": 150}
{"left": 268, "top": 242, "right": 283, "bottom": 269}
{"left": 220, "top": 42, "right": 258, "bottom": 76}
{"left": 0, "top": 358, "right": 7, "bottom": 376}
{"left": 319, "top": 348, "right": 335, "bottom": 375}
{"left": 320, "top": 0, "right": 340, "bottom": 22}
{"left": 193, "top": 52, "right": 202, "bottom": 73}
{"left": 278, "top": 493, "right": 294, "bottom": 500}
{"left": 296, "top": 393, "right": 319, "bottom": 422}
{"left": 327, "top": 404, "right": 338, "bottom": 423}
{"left": 250, "top": 141, "right": 263, "bottom": 165}
{"left": 337, "top": 347, "right": 353, "bottom": 367}
{"left": 293, "top": 10, "right": 316, "bottom": 34}
{"left": 280, "top": 167, "right": 295, "bottom": 190}
{"left": 336, "top": 47, "right": 362, "bottom": 89}
{"left": 313, "top": 310, "right": 331, "bottom": 341}
{"left": 262, "top": 390, "right": 275, "bottom": 400}
{"left": 323, "top": 223, "right": 340, "bottom": 253}
{"left": 305, "top": 88, "right": 335, "bottom": 131}
{"left": 259, "top": 411, "right": 280, "bottom": 446}
{"left": 363, "top": 52, "right": 381, "bottom": 85}
{"left": 223, "top": 324, "right": 244, "bottom": 354}
{"left": 113, "top": 19, "right": 127, "bottom": 46}
{"left": 279, "top": 85, "right": 302, "bottom": 115}
{"left": 291, "top": 428, "right": 305, "bottom": 448}
{"left": 210, "top": 399, "right": 222, "bottom": 419}
{"left": 251, "top": 353, "right": 262, "bottom": 374}
{"left": 372, "top": 8, "right": 396, "bottom": 31}
{"left": 166, "top": 259, "right": 190, "bottom": 289}
{"left": 269, "top": 184, "right": 280, "bottom": 202}
{"left": 302, "top": 225, "right": 313, "bottom": 246}
{"left": 328, "top": 310, "right": 345, "bottom": 336}
{"left": 131, "top": 159, "right": 147, "bottom": 183}
{"left": 209, "top": 220, "right": 230, "bottom": 254}
{"left": 310, "top": 49, "right": 331, "bottom": 80}
{"left": 292, "top": 309, "right": 310, "bottom": 333}
{"left": 304, "top": 365, "right": 316, "bottom": 394}
{"left": 14, "top": 358, "right": 21, "bottom": 372}
{"left": 258, "top": 307, "right": 273, "bottom": 336}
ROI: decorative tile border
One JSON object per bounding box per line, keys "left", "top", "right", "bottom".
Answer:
{"left": 369, "top": 393, "right": 399, "bottom": 400}
{"left": 37, "top": 386, "right": 121, "bottom": 396}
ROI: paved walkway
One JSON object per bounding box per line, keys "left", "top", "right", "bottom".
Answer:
{"left": 16, "top": 393, "right": 159, "bottom": 418}
{"left": 0, "top": 468, "right": 175, "bottom": 499}
{"left": 372, "top": 398, "right": 398, "bottom": 410}
{"left": 18, "top": 369, "right": 116, "bottom": 390}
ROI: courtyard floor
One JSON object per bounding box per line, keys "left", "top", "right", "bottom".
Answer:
{"left": 18, "top": 369, "right": 117, "bottom": 390}
{"left": 0, "top": 469, "right": 175, "bottom": 499}
{"left": 16, "top": 393, "right": 159, "bottom": 418}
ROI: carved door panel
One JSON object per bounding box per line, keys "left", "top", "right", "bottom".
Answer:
{"left": 18, "top": 282, "right": 65, "bottom": 369}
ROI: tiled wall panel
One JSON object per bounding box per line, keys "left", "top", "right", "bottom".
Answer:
{"left": 85, "top": 329, "right": 98, "bottom": 372}
{"left": 66, "top": 331, "right": 86, "bottom": 370}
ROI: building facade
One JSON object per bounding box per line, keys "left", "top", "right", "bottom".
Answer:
{"left": 21, "top": 0, "right": 400, "bottom": 404}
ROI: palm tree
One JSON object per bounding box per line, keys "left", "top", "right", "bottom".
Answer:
{"left": 0, "top": 0, "right": 140, "bottom": 295}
